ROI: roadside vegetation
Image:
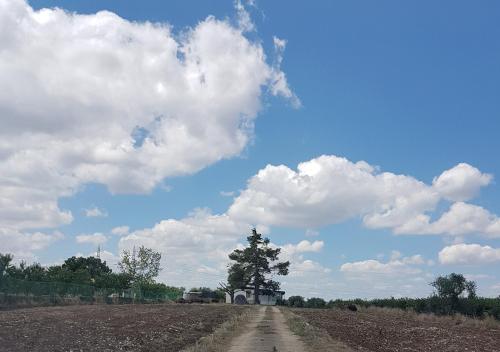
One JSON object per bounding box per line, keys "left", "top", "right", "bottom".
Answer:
{"left": 280, "top": 274, "right": 500, "bottom": 321}
{"left": 0, "top": 247, "right": 184, "bottom": 307}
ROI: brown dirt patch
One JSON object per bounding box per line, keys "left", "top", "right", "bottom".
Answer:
{"left": 291, "top": 307, "right": 500, "bottom": 352}
{"left": 0, "top": 303, "right": 248, "bottom": 352}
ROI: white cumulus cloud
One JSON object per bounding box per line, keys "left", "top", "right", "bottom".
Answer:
{"left": 439, "top": 243, "right": 500, "bottom": 265}
{"left": 433, "top": 163, "right": 492, "bottom": 202}
{"left": 111, "top": 226, "right": 130, "bottom": 236}
{"left": 340, "top": 253, "right": 426, "bottom": 275}
{"left": 76, "top": 233, "right": 108, "bottom": 246}
{"left": 228, "top": 155, "right": 498, "bottom": 237}
{"left": 0, "top": 0, "right": 296, "bottom": 258}
{"left": 84, "top": 207, "right": 108, "bottom": 218}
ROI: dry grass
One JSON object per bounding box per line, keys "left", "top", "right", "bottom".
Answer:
{"left": 362, "top": 306, "right": 500, "bottom": 329}
{"left": 280, "top": 307, "right": 354, "bottom": 352}
{"left": 181, "top": 306, "right": 254, "bottom": 352}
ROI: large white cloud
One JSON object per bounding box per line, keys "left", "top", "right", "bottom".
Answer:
{"left": 439, "top": 243, "right": 500, "bottom": 265}
{"left": 0, "top": 0, "right": 296, "bottom": 255}
{"left": 0, "top": 228, "right": 64, "bottom": 261}
{"left": 76, "top": 232, "right": 108, "bottom": 246}
{"left": 228, "top": 155, "right": 498, "bottom": 237}
{"left": 340, "top": 254, "right": 426, "bottom": 275}
{"left": 432, "top": 163, "right": 492, "bottom": 202}
{"left": 397, "top": 202, "right": 500, "bottom": 237}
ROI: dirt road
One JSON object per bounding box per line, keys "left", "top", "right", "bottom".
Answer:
{"left": 227, "top": 306, "right": 307, "bottom": 352}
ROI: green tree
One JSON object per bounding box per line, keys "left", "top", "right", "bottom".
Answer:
{"left": 220, "top": 263, "right": 250, "bottom": 303}
{"left": 62, "top": 256, "right": 111, "bottom": 283}
{"left": 94, "top": 272, "right": 132, "bottom": 290}
{"left": 431, "top": 273, "right": 477, "bottom": 312}
{"left": 0, "top": 253, "right": 14, "bottom": 278}
{"left": 288, "top": 295, "right": 305, "bottom": 307}
{"left": 19, "top": 263, "right": 47, "bottom": 281}
{"left": 46, "top": 264, "right": 89, "bottom": 284}
{"left": 118, "top": 246, "right": 162, "bottom": 284}
{"left": 228, "top": 229, "right": 289, "bottom": 304}
{"left": 431, "top": 273, "right": 476, "bottom": 300}
{"left": 306, "top": 297, "right": 326, "bottom": 308}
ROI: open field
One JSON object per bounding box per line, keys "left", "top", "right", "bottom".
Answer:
{"left": 291, "top": 307, "right": 500, "bottom": 352}
{"left": 0, "top": 304, "right": 248, "bottom": 352}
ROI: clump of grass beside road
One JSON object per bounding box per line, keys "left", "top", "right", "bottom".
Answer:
{"left": 182, "top": 305, "right": 254, "bottom": 352}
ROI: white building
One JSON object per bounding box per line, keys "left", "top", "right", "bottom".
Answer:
{"left": 225, "top": 288, "right": 285, "bottom": 305}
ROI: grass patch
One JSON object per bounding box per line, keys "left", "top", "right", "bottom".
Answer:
{"left": 181, "top": 306, "right": 254, "bottom": 352}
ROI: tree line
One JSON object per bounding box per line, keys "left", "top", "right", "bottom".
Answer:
{"left": 0, "top": 246, "right": 184, "bottom": 301}
{"left": 280, "top": 273, "right": 500, "bottom": 321}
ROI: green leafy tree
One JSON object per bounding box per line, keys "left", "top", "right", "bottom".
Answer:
{"left": 431, "top": 273, "right": 477, "bottom": 312}
{"left": 62, "top": 256, "right": 111, "bottom": 282}
{"left": 220, "top": 263, "right": 250, "bottom": 303}
{"left": 288, "top": 295, "right": 305, "bottom": 307}
{"left": 306, "top": 297, "right": 326, "bottom": 308}
{"left": 119, "top": 246, "right": 162, "bottom": 284}
{"left": 431, "top": 273, "right": 476, "bottom": 300}
{"left": 19, "top": 263, "right": 47, "bottom": 281}
{"left": 94, "top": 272, "right": 132, "bottom": 290}
{"left": 0, "top": 253, "right": 14, "bottom": 278}
{"left": 43, "top": 256, "right": 112, "bottom": 285}
{"left": 228, "top": 229, "right": 289, "bottom": 304}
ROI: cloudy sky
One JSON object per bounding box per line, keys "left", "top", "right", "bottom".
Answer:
{"left": 1, "top": 0, "right": 500, "bottom": 299}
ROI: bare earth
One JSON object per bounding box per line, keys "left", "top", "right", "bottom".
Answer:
{"left": 292, "top": 307, "right": 500, "bottom": 352}
{"left": 228, "top": 306, "right": 307, "bottom": 352}
{"left": 0, "top": 304, "right": 247, "bottom": 352}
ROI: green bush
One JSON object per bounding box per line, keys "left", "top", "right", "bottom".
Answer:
{"left": 288, "top": 295, "right": 305, "bottom": 307}
{"left": 306, "top": 297, "right": 326, "bottom": 308}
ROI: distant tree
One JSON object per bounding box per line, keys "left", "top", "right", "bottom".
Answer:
{"left": 214, "top": 288, "right": 226, "bottom": 301}
{"left": 62, "top": 256, "right": 111, "bottom": 282}
{"left": 94, "top": 272, "right": 132, "bottom": 290}
{"left": 431, "top": 273, "right": 477, "bottom": 312}
{"left": 288, "top": 295, "right": 305, "bottom": 308}
{"left": 46, "top": 264, "right": 88, "bottom": 284}
{"left": 431, "top": 273, "right": 476, "bottom": 300}
{"left": 119, "top": 246, "right": 162, "bottom": 284}
{"left": 465, "top": 280, "right": 477, "bottom": 299}
{"left": 220, "top": 263, "right": 250, "bottom": 303}
{"left": 0, "top": 253, "right": 14, "bottom": 277}
{"left": 228, "top": 229, "right": 289, "bottom": 304}
{"left": 19, "top": 263, "right": 47, "bottom": 281}
{"left": 306, "top": 297, "right": 326, "bottom": 309}
{"left": 138, "top": 282, "right": 184, "bottom": 300}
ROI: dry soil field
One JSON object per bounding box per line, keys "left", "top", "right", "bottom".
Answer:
{"left": 0, "top": 304, "right": 248, "bottom": 352}
{"left": 291, "top": 307, "right": 500, "bottom": 352}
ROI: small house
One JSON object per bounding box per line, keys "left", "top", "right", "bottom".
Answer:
{"left": 226, "top": 288, "right": 285, "bottom": 305}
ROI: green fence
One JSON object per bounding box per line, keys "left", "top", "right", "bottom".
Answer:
{"left": 0, "top": 277, "right": 181, "bottom": 308}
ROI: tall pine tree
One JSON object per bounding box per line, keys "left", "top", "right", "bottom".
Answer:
{"left": 228, "top": 229, "right": 289, "bottom": 304}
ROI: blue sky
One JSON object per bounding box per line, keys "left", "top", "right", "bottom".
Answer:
{"left": 1, "top": 0, "right": 500, "bottom": 298}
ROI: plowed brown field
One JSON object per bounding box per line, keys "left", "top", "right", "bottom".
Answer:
{"left": 291, "top": 307, "right": 500, "bottom": 352}
{"left": 0, "top": 304, "right": 248, "bottom": 352}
